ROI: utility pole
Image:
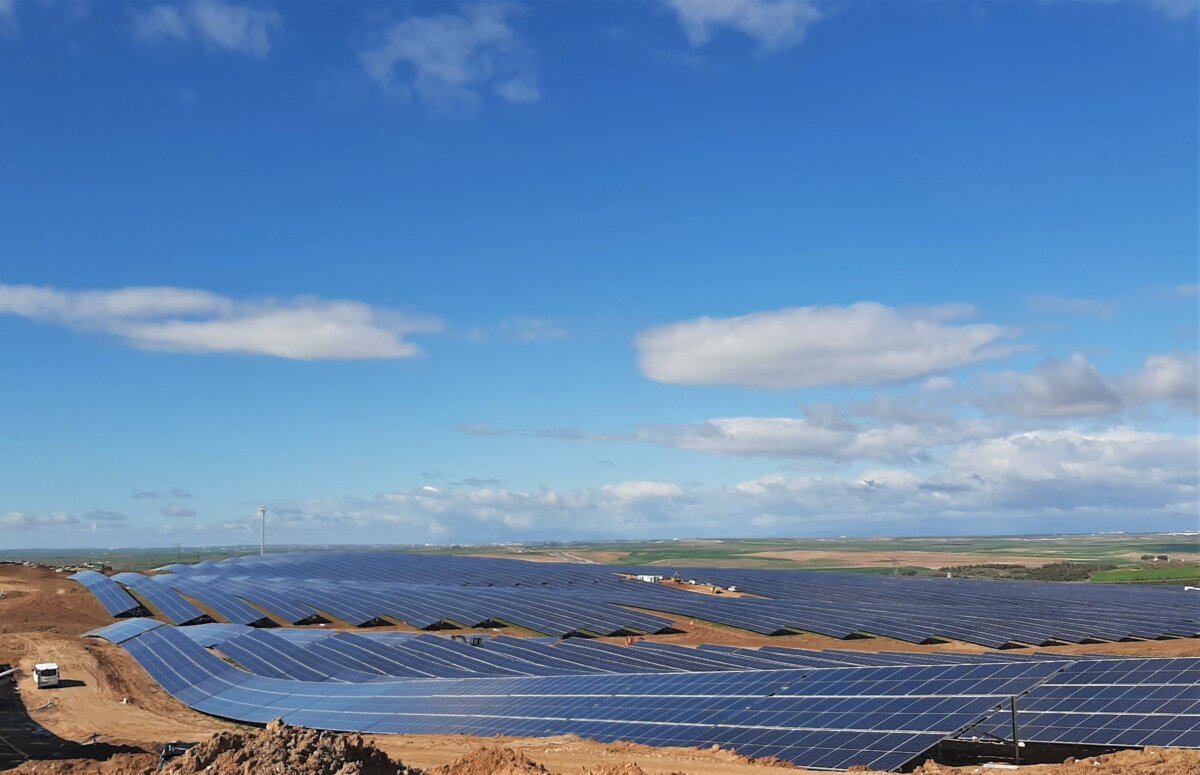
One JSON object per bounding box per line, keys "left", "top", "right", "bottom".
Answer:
{"left": 259, "top": 506, "right": 267, "bottom": 556}
{"left": 174, "top": 543, "right": 181, "bottom": 562}
{"left": 1011, "top": 696, "right": 1021, "bottom": 765}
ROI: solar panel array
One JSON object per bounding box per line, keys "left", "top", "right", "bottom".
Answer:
{"left": 109, "top": 573, "right": 211, "bottom": 625}
{"left": 967, "top": 657, "right": 1200, "bottom": 749}
{"left": 101, "top": 623, "right": 1073, "bottom": 771}
{"left": 74, "top": 551, "right": 1195, "bottom": 648}
{"left": 67, "top": 571, "right": 143, "bottom": 617}
{"left": 86, "top": 624, "right": 1068, "bottom": 681}
{"left": 83, "top": 617, "right": 1200, "bottom": 769}
{"left": 69, "top": 551, "right": 1200, "bottom": 770}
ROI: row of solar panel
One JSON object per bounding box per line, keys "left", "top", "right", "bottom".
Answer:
{"left": 104, "top": 623, "right": 1069, "bottom": 772}
{"left": 75, "top": 570, "right": 674, "bottom": 636}
{"left": 85, "top": 620, "right": 1074, "bottom": 681}
{"left": 79, "top": 568, "right": 1196, "bottom": 650}
{"left": 111, "top": 551, "right": 1198, "bottom": 648}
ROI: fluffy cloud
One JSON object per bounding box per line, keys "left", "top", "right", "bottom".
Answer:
{"left": 222, "top": 427, "right": 1198, "bottom": 542}
{"left": 601, "top": 481, "right": 684, "bottom": 500}
{"left": 358, "top": 4, "right": 538, "bottom": 111}
{"left": 0, "top": 284, "right": 442, "bottom": 360}
{"left": 162, "top": 504, "right": 197, "bottom": 518}
{"left": 664, "top": 0, "right": 823, "bottom": 52}
{"left": 637, "top": 410, "right": 1000, "bottom": 463}
{"left": 986, "top": 353, "right": 1198, "bottom": 418}
{"left": 133, "top": 0, "right": 281, "bottom": 58}
{"left": 942, "top": 428, "right": 1197, "bottom": 512}
{"left": 1121, "top": 354, "right": 1199, "bottom": 411}
{"left": 987, "top": 354, "right": 1125, "bottom": 418}
{"left": 1, "top": 511, "right": 78, "bottom": 530}
{"left": 636, "top": 302, "right": 1021, "bottom": 389}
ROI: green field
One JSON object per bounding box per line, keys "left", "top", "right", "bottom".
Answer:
{"left": 1089, "top": 565, "right": 1200, "bottom": 584}
{"left": 3, "top": 533, "right": 1197, "bottom": 584}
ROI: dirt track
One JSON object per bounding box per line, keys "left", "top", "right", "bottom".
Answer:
{"left": 2, "top": 563, "right": 1198, "bottom": 775}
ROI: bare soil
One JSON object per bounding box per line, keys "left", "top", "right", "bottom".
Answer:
{"left": 2, "top": 564, "right": 1197, "bottom": 775}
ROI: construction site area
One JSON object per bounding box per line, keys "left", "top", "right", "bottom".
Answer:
{"left": 0, "top": 551, "right": 1195, "bottom": 775}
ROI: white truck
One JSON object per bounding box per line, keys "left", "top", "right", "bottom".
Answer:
{"left": 33, "top": 663, "right": 59, "bottom": 689}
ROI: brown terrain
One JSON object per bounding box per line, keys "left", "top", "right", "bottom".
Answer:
{"left": 1, "top": 563, "right": 1196, "bottom": 775}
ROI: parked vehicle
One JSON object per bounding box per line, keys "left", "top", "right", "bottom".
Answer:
{"left": 33, "top": 663, "right": 59, "bottom": 689}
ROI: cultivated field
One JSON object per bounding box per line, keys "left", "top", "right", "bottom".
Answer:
{"left": 443, "top": 533, "right": 1200, "bottom": 581}
{"left": 8, "top": 533, "right": 1197, "bottom": 578}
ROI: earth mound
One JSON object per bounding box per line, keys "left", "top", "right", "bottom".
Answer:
{"left": 583, "top": 764, "right": 649, "bottom": 774}
{"left": 430, "top": 745, "right": 550, "bottom": 774}
{"left": 163, "top": 718, "right": 421, "bottom": 775}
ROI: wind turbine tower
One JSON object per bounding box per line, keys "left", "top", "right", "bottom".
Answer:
{"left": 259, "top": 505, "right": 267, "bottom": 556}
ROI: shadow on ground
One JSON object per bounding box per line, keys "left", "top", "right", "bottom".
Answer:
{"left": 0, "top": 668, "right": 143, "bottom": 770}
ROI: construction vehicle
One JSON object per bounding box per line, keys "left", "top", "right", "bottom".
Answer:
{"left": 33, "top": 663, "right": 59, "bottom": 689}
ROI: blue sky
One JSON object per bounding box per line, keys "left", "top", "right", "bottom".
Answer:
{"left": 1, "top": 0, "right": 1196, "bottom": 549}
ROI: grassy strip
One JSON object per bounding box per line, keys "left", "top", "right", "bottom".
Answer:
{"left": 1090, "top": 565, "right": 1200, "bottom": 583}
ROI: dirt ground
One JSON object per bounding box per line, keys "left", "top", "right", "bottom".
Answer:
{"left": 1, "top": 563, "right": 1197, "bottom": 775}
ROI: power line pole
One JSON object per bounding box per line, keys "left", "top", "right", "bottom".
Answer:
{"left": 259, "top": 506, "right": 267, "bottom": 556}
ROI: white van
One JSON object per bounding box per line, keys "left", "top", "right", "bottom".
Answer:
{"left": 33, "top": 663, "right": 59, "bottom": 689}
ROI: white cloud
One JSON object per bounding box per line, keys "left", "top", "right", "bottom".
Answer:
{"left": 602, "top": 481, "right": 684, "bottom": 500}
{"left": 219, "top": 426, "right": 1198, "bottom": 542}
{"left": 984, "top": 353, "right": 1198, "bottom": 418}
{"left": 638, "top": 410, "right": 1000, "bottom": 463}
{"left": 0, "top": 284, "right": 442, "bottom": 360}
{"left": 988, "top": 353, "right": 1125, "bottom": 418}
{"left": 1, "top": 511, "right": 78, "bottom": 530}
{"left": 636, "top": 302, "right": 1021, "bottom": 389}
{"left": 1179, "top": 284, "right": 1199, "bottom": 298}
{"left": 133, "top": 0, "right": 281, "bottom": 58}
{"left": 162, "top": 504, "right": 197, "bottom": 518}
{"left": 357, "top": 4, "right": 538, "bottom": 111}
{"left": 942, "top": 428, "right": 1197, "bottom": 512}
{"left": 664, "top": 0, "right": 823, "bottom": 52}
{"left": 1121, "top": 354, "right": 1199, "bottom": 412}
